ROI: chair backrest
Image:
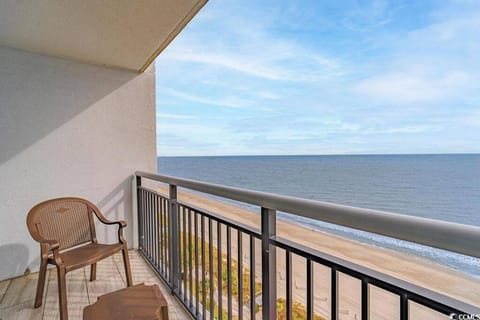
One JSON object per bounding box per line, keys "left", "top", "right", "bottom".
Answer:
{"left": 27, "top": 197, "right": 96, "bottom": 251}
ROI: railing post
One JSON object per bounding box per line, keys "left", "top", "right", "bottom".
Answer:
{"left": 136, "top": 176, "right": 142, "bottom": 250}
{"left": 261, "top": 207, "right": 277, "bottom": 320}
{"left": 169, "top": 184, "right": 180, "bottom": 292}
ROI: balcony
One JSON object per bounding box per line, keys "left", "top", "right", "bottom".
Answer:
{"left": 1, "top": 172, "right": 479, "bottom": 319}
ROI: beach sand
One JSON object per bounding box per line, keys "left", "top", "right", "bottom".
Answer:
{"left": 156, "top": 185, "right": 479, "bottom": 319}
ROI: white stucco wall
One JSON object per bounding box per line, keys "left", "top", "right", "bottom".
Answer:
{"left": 0, "top": 46, "right": 157, "bottom": 280}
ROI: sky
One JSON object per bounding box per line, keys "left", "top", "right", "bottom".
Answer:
{"left": 155, "top": 0, "right": 480, "bottom": 156}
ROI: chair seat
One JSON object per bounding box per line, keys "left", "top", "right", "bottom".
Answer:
{"left": 54, "top": 243, "right": 124, "bottom": 271}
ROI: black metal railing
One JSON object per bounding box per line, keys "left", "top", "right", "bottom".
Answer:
{"left": 137, "top": 185, "right": 262, "bottom": 319}
{"left": 135, "top": 172, "right": 480, "bottom": 320}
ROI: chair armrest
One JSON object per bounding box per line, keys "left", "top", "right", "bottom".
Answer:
{"left": 30, "top": 230, "right": 60, "bottom": 251}
{"left": 92, "top": 209, "right": 127, "bottom": 228}
{"left": 100, "top": 219, "right": 127, "bottom": 228}
{"left": 33, "top": 235, "right": 62, "bottom": 263}
{"left": 43, "top": 239, "right": 60, "bottom": 251}
{"left": 90, "top": 206, "right": 128, "bottom": 244}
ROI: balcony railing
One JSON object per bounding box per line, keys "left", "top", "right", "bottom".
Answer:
{"left": 135, "top": 171, "right": 480, "bottom": 320}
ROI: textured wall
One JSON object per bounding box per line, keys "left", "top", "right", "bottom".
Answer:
{"left": 0, "top": 46, "right": 157, "bottom": 280}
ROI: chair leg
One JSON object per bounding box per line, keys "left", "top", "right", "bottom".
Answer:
{"left": 57, "top": 266, "right": 68, "bottom": 320}
{"left": 90, "top": 263, "right": 96, "bottom": 281}
{"left": 34, "top": 257, "right": 48, "bottom": 308}
{"left": 122, "top": 246, "right": 133, "bottom": 287}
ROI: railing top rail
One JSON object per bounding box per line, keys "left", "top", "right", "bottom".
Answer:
{"left": 136, "top": 171, "right": 480, "bottom": 259}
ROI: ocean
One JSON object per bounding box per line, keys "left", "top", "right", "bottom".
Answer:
{"left": 157, "top": 154, "right": 480, "bottom": 277}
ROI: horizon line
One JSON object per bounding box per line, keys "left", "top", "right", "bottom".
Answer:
{"left": 157, "top": 152, "right": 480, "bottom": 158}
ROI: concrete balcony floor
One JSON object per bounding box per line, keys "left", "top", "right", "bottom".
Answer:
{"left": 0, "top": 250, "right": 190, "bottom": 320}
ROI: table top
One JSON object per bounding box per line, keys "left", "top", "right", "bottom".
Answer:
{"left": 83, "top": 283, "right": 168, "bottom": 320}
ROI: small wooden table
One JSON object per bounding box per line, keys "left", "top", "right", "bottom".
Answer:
{"left": 83, "top": 283, "right": 168, "bottom": 320}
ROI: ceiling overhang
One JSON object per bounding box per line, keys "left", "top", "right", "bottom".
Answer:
{"left": 0, "top": 0, "right": 207, "bottom": 72}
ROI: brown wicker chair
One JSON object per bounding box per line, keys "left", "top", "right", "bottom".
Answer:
{"left": 26, "top": 197, "right": 133, "bottom": 320}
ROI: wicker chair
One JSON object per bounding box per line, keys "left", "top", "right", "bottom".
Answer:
{"left": 26, "top": 197, "right": 133, "bottom": 320}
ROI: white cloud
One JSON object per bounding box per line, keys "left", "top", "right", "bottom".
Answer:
{"left": 352, "top": 71, "right": 471, "bottom": 103}
{"left": 164, "top": 48, "right": 342, "bottom": 83}
{"left": 456, "top": 110, "right": 480, "bottom": 127}
{"left": 409, "top": 11, "right": 480, "bottom": 45}
{"left": 373, "top": 125, "right": 439, "bottom": 134}
{"left": 162, "top": 87, "right": 250, "bottom": 108}
{"left": 167, "top": 52, "right": 285, "bottom": 81}
{"left": 160, "top": 8, "right": 344, "bottom": 84}
{"left": 340, "top": 0, "right": 393, "bottom": 32}
{"left": 157, "top": 113, "right": 196, "bottom": 120}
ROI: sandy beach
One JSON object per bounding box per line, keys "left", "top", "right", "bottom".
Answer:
{"left": 156, "top": 185, "right": 479, "bottom": 319}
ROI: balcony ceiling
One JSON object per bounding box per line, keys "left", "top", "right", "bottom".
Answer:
{"left": 0, "top": 0, "right": 206, "bottom": 72}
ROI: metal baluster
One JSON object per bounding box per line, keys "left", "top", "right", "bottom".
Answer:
{"left": 149, "top": 192, "right": 154, "bottom": 260}
{"left": 209, "top": 218, "right": 214, "bottom": 320}
{"left": 138, "top": 188, "right": 143, "bottom": 251}
{"left": 147, "top": 191, "right": 151, "bottom": 259}
{"left": 189, "top": 209, "right": 193, "bottom": 309}
{"left": 142, "top": 189, "right": 146, "bottom": 252}
{"left": 307, "top": 259, "right": 313, "bottom": 320}
{"left": 331, "top": 267, "right": 337, "bottom": 320}
{"left": 201, "top": 215, "right": 206, "bottom": 320}
{"left": 136, "top": 176, "right": 142, "bottom": 251}
{"left": 400, "top": 293, "right": 408, "bottom": 320}
{"left": 238, "top": 231, "right": 243, "bottom": 320}
{"left": 227, "top": 226, "right": 232, "bottom": 320}
{"left": 143, "top": 190, "right": 147, "bottom": 256}
{"left": 250, "top": 236, "right": 256, "bottom": 320}
{"left": 164, "top": 197, "right": 169, "bottom": 279}
{"left": 169, "top": 185, "right": 179, "bottom": 291}
{"left": 178, "top": 202, "right": 182, "bottom": 289}
{"left": 195, "top": 212, "right": 200, "bottom": 317}
{"left": 159, "top": 197, "right": 164, "bottom": 275}
{"left": 362, "top": 278, "right": 368, "bottom": 320}
{"left": 217, "top": 222, "right": 223, "bottom": 320}
{"left": 154, "top": 193, "right": 159, "bottom": 267}
{"left": 178, "top": 204, "right": 183, "bottom": 297}
{"left": 286, "top": 249, "right": 292, "bottom": 320}
{"left": 183, "top": 206, "right": 188, "bottom": 300}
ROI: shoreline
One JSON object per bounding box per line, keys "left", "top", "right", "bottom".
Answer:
{"left": 277, "top": 214, "right": 478, "bottom": 279}
{"left": 156, "top": 185, "right": 480, "bottom": 318}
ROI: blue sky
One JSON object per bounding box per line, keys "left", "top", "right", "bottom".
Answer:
{"left": 155, "top": 0, "right": 480, "bottom": 156}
